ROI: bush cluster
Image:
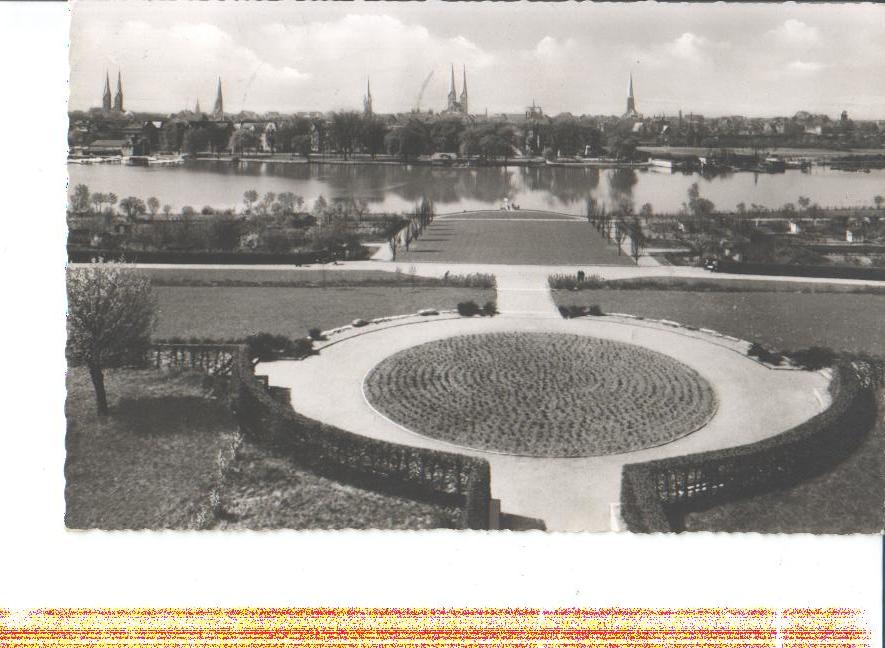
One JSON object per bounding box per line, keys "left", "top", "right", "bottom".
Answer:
{"left": 547, "top": 273, "right": 606, "bottom": 290}
{"left": 68, "top": 247, "right": 330, "bottom": 266}
{"left": 558, "top": 304, "right": 604, "bottom": 319}
{"left": 457, "top": 300, "right": 497, "bottom": 317}
{"left": 716, "top": 259, "right": 885, "bottom": 281}
{"left": 229, "top": 348, "right": 491, "bottom": 529}
{"left": 620, "top": 362, "right": 876, "bottom": 533}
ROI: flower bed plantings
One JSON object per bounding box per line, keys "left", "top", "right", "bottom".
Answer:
{"left": 364, "top": 332, "right": 718, "bottom": 457}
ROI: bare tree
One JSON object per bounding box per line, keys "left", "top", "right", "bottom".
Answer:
{"left": 66, "top": 264, "right": 157, "bottom": 416}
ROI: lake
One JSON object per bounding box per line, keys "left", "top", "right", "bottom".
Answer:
{"left": 68, "top": 160, "right": 885, "bottom": 216}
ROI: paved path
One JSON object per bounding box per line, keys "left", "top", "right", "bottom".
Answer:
{"left": 260, "top": 315, "right": 830, "bottom": 532}
{"left": 494, "top": 270, "right": 559, "bottom": 318}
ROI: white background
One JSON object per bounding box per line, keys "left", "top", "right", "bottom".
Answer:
{"left": 0, "top": 1, "right": 880, "bottom": 639}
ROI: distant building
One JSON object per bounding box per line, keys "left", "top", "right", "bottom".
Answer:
{"left": 444, "top": 64, "right": 469, "bottom": 115}
{"left": 102, "top": 72, "right": 112, "bottom": 111}
{"left": 623, "top": 73, "right": 640, "bottom": 119}
{"left": 213, "top": 77, "right": 224, "bottom": 120}
{"left": 363, "top": 77, "right": 373, "bottom": 116}
{"left": 113, "top": 71, "right": 124, "bottom": 112}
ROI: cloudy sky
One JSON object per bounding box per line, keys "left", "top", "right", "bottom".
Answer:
{"left": 70, "top": 1, "right": 885, "bottom": 119}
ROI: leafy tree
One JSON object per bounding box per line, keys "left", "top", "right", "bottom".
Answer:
{"left": 243, "top": 189, "right": 259, "bottom": 215}
{"left": 274, "top": 117, "right": 313, "bottom": 154}
{"left": 201, "top": 206, "right": 215, "bottom": 215}
{"left": 183, "top": 127, "right": 211, "bottom": 155}
{"left": 90, "top": 192, "right": 106, "bottom": 215}
{"left": 277, "top": 191, "right": 303, "bottom": 215}
{"left": 69, "top": 184, "right": 91, "bottom": 214}
{"left": 66, "top": 263, "right": 157, "bottom": 415}
{"left": 146, "top": 196, "right": 160, "bottom": 217}
{"left": 258, "top": 192, "right": 276, "bottom": 216}
{"left": 229, "top": 128, "right": 261, "bottom": 154}
{"left": 874, "top": 195, "right": 884, "bottom": 210}
{"left": 797, "top": 195, "right": 811, "bottom": 211}
{"left": 628, "top": 218, "right": 646, "bottom": 262}
{"left": 386, "top": 119, "right": 431, "bottom": 161}
{"left": 361, "top": 116, "right": 389, "bottom": 159}
{"left": 736, "top": 202, "right": 747, "bottom": 215}
{"left": 330, "top": 111, "right": 363, "bottom": 160}
{"left": 612, "top": 218, "right": 627, "bottom": 255}
{"left": 639, "top": 202, "right": 654, "bottom": 223}
{"left": 118, "top": 196, "right": 147, "bottom": 221}
{"left": 181, "top": 205, "right": 196, "bottom": 217}
{"left": 430, "top": 116, "right": 465, "bottom": 153}
{"left": 107, "top": 193, "right": 118, "bottom": 214}
{"left": 162, "top": 204, "right": 172, "bottom": 217}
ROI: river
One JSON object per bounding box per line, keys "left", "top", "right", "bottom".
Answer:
{"left": 68, "top": 160, "right": 885, "bottom": 216}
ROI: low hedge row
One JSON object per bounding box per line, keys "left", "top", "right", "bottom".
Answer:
{"left": 226, "top": 347, "right": 492, "bottom": 529}
{"left": 716, "top": 259, "right": 885, "bottom": 281}
{"left": 620, "top": 362, "right": 877, "bottom": 532}
{"left": 68, "top": 246, "right": 330, "bottom": 266}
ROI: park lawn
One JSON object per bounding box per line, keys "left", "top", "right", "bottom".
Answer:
{"left": 601, "top": 276, "right": 885, "bottom": 295}
{"left": 396, "top": 218, "right": 634, "bottom": 266}
{"left": 212, "top": 440, "right": 461, "bottom": 530}
{"left": 551, "top": 288, "right": 885, "bottom": 533}
{"left": 65, "top": 367, "right": 239, "bottom": 530}
{"left": 135, "top": 267, "right": 493, "bottom": 288}
{"left": 682, "top": 388, "right": 885, "bottom": 534}
{"left": 552, "top": 289, "right": 885, "bottom": 355}
{"left": 154, "top": 285, "right": 495, "bottom": 340}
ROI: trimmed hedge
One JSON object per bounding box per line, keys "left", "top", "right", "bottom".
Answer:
{"left": 620, "top": 362, "right": 877, "bottom": 533}
{"left": 716, "top": 259, "right": 885, "bottom": 281}
{"left": 68, "top": 246, "right": 330, "bottom": 265}
{"left": 226, "top": 347, "right": 492, "bottom": 529}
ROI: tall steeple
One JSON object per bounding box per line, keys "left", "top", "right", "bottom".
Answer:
{"left": 623, "top": 72, "right": 638, "bottom": 118}
{"left": 213, "top": 76, "right": 224, "bottom": 120}
{"left": 113, "top": 71, "right": 124, "bottom": 112}
{"left": 459, "top": 64, "right": 468, "bottom": 115}
{"left": 194, "top": 98, "right": 202, "bottom": 115}
{"left": 363, "top": 77, "right": 373, "bottom": 116}
{"left": 447, "top": 64, "right": 457, "bottom": 111}
{"left": 102, "top": 71, "right": 112, "bottom": 111}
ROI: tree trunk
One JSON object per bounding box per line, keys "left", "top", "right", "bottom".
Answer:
{"left": 88, "top": 363, "right": 109, "bottom": 417}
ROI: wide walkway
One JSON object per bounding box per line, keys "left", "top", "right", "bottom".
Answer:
{"left": 260, "top": 314, "right": 830, "bottom": 532}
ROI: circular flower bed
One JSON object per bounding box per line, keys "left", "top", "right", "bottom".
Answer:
{"left": 364, "top": 332, "right": 717, "bottom": 457}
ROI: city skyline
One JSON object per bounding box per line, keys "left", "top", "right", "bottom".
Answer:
{"left": 70, "top": 1, "right": 885, "bottom": 119}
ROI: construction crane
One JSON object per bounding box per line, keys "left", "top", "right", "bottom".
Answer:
{"left": 414, "top": 70, "right": 434, "bottom": 113}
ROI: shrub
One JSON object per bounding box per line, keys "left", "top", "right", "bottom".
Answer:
{"left": 620, "top": 362, "right": 876, "bottom": 532}
{"left": 441, "top": 272, "right": 496, "bottom": 289}
{"left": 244, "top": 333, "right": 313, "bottom": 362}
{"left": 785, "top": 347, "right": 838, "bottom": 371}
{"left": 457, "top": 301, "right": 482, "bottom": 317}
{"left": 481, "top": 301, "right": 498, "bottom": 316}
{"left": 747, "top": 342, "right": 784, "bottom": 366}
{"left": 308, "top": 327, "right": 326, "bottom": 341}
{"left": 548, "top": 273, "right": 605, "bottom": 290}
{"left": 558, "top": 304, "right": 604, "bottom": 319}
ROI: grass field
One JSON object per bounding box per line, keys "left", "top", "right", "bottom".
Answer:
{"left": 682, "top": 388, "right": 885, "bottom": 534}
{"left": 154, "top": 285, "right": 495, "bottom": 339}
{"left": 396, "top": 215, "right": 634, "bottom": 265}
{"left": 570, "top": 275, "right": 885, "bottom": 295}
{"left": 552, "top": 290, "right": 885, "bottom": 355}
{"left": 65, "top": 368, "right": 239, "bottom": 529}
{"left": 135, "top": 267, "right": 495, "bottom": 288}
{"left": 212, "top": 440, "right": 461, "bottom": 530}
{"left": 365, "top": 332, "right": 716, "bottom": 457}
{"left": 65, "top": 367, "right": 460, "bottom": 530}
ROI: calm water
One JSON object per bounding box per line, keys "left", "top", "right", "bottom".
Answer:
{"left": 68, "top": 160, "right": 885, "bottom": 216}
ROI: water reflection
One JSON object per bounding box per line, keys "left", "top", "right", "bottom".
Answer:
{"left": 68, "top": 159, "right": 885, "bottom": 216}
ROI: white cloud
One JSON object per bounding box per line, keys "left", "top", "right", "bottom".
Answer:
{"left": 667, "top": 32, "right": 710, "bottom": 62}
{"left": 786, "top": 60, "right": 826, "bottom": 74}
{"left": 769, "top": 19, "right": 820, "bottom": 45}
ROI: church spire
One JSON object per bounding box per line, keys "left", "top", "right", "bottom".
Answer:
{"left": 102, "top": 71, "right": 112, "bottom": 111}
{"left": 624, "top": 72, "right": 638, "bottom": 118}
{"left": 213, "top": 76, "right": 224, "bottom": 120}
{"left": 195, "top": 98, "right": 202, "bottom": 115}
{"left": 459, "top": 64, "right": 468, "bottom": 115}
{"left": 113, "top": 70, "right": 124, "bottom": 112}
{"left": 363, "top": 76, "right": 373, "bottom": 116}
